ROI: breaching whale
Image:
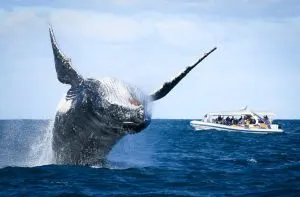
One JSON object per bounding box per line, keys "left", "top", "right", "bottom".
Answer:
{"left": 49, "top": 26, "right": 216, "bottom": 165}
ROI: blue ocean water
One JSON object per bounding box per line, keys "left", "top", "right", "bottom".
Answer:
{"left": 0, "top": 119, "right": 299, "bottom": 196}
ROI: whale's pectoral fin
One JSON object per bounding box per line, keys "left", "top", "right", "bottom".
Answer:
{"left": 150, "top": 47, "right": 217, "bottom": 101}
{"left": 49, "top": 26, "right": 83, "bottom": 86}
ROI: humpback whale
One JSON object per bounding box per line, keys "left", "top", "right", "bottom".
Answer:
{"left": 49, "top": 26, "right": 216, "bottom": 165}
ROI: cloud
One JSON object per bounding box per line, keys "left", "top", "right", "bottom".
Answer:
{"left": 0, "top": 7, "right": 151, "bottom": 43}
{"left": 111, "top": 0, "right": 137, "bottom": 5}
{"left": 48, "top": 10, "right": 154, "bottom": 42}
{"left": 1, "top": 5, "right": 299, "bottom": 47}
{"left": 0, "top": 3, "right": 299, "bottom": 118}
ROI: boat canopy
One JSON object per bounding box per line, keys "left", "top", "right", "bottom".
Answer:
{"left": 205, "top": 111, "right": 275, "bottom": 117}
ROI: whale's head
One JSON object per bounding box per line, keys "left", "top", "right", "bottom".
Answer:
{"left": 49, "top": 26, "right": 216, "bottom": 135}
{"left": 56, "top": 76, "right": 152, "bottom": 134}
{"left": 84, "top": 77, "right": 152, "bottom": 134}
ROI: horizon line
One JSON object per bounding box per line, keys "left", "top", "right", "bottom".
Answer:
{"left": 0, "top": 118, "right": 299, "bottom": 121}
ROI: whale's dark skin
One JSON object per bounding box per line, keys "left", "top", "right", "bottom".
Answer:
{"left": 49, "top": 27, "right": 216, "bottom": 165}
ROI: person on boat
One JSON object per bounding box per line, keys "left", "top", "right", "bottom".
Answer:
{"left": 222, "top": 117, "right": 226, "bottom": 125}
{"left": 212, "top": 118, "right": 216, "bottom": 123}
{"left": 264, "top": 115, "right": 270, "bottom": 124}
{"left": 263, "top": 115, "right": 271, "bottom": 129}
{"left": 264, "top": 115, "right": 268, "bottom": 120}
{"left": 238, "top": 116, "right": 242, "bottom": 123}
{"left": 203, "top": 114, "right": 210, "bottom": 123}
{"left": 230, "top": 116, "right": 235, "bottom": 125}
{"left": 217, "top": 116, "right": 222, "bottom": 124}
{"left": 238, "top": 116, "right": 245, "bottom": 125}
{"left": 254, "top": 119, "right": 260, "bottom": 127}
{"left": 250, "top": 118, "right": 256, "bottom": 124}
{"left": 245, "top": 118, "right": 250, "bottom": 126}
{"left": 225, "top": 116, "right": 231, "bottom": 125}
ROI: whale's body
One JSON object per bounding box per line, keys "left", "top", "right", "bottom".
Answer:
{"left": 53, "top": 77, "right": 151, "bottom": 165}
{"left": 49, "top": 27, "right": 216, "bottom": 165}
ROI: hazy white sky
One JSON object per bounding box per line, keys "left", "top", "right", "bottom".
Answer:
{"left": 0, "top": 0, "right": 299, "bottom": 119}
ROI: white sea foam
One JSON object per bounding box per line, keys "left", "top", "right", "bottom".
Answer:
{"left": 248, "top": 158, "right": 257, "bottom": 163}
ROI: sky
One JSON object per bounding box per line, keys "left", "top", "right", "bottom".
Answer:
{"left": 0, "top": 0, "right": 299, "bottom": 119}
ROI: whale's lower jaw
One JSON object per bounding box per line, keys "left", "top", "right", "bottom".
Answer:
{"left": 52, "top": 106, "right": 125, "bottom": 165}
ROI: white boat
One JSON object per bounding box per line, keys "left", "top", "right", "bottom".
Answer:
{"left": 190, "top": 107, "right": 283, "bottom": 133}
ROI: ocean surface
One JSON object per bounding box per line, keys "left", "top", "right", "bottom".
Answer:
{"left": 0, "top": 119, "right": 299, "bottom": 196}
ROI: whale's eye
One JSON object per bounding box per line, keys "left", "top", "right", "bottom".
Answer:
{"left": 128, "top": 98, "right": 140, "bottom": 106}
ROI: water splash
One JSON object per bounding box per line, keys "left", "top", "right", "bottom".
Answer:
{"left": 27, "top": 121, "right": 55, "bottom": 166}
{"left": 0, "top": 120, "right": 55, "bottom": 168}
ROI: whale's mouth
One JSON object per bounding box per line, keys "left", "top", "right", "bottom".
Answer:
{"left": 123, "top": 120, "right": 150, "bottom": 134}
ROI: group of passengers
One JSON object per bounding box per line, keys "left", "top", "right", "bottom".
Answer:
{"left": 212, "top": 115, "right": 257, "bottom": 126}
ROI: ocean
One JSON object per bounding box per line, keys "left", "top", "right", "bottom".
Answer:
{"left": 0, "top": 119, "right": 299, "bottom": 196}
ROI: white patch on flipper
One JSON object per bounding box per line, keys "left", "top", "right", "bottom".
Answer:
{"left": 57, "top": 95, "right": 72, "bottom": 113}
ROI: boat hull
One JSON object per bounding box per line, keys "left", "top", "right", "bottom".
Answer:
{"left": 190, "top": 120, "right": 284, "bottom": 133}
